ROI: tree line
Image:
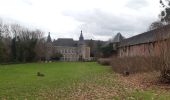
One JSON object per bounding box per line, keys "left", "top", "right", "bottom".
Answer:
{"left": 0, "top": 19, "right": 48, "bottom": 64}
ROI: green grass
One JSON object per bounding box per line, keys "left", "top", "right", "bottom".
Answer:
{"left": 128, "top": 91, "right": 170, "bottom": 100}
{"left": 0, "top": 62, "right": 170, "bottom": 100}
{"left": 0, "top": 62, "right": 114, "bottom": 99}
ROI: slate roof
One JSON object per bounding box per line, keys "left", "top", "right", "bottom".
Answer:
{"left": 53, "top": 38, "right": 78, "bottom": 47}
{"left": 104, "top": 33, "right": 125, "bottom": 46}
{"left": 79, "top": 30, "right": 85, "bottom": 45}
{"left": 53, "top": 38, "right": 106, "bottom": 47}
{"left": 47, "top": 32, "right": 52, "bottom": 43}
{"left": 119, "top": 24, "right": 170, "bottom": 47}
{"left": 112, "top": 33, "right": 125, "bottom": 43}
{"left": 85, "top": 39, "right": 106, "bottom": 45}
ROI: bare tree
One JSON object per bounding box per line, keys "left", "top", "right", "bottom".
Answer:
{"left": 149, "top": 21, "right": 164, "bottom": 31}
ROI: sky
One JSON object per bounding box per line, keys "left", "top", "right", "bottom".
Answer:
{"left": 0, "top": 0, "right": 161, "bottom": 40}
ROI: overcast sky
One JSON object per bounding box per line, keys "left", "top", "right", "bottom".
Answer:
{"left": 0, "top": 0, "right": 161, "bottom": 40}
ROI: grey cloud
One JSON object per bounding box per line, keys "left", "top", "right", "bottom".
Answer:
{"left": 126, "top": 0, "right": 149, "bottom": 10}
{"left": 21, "top": 0, "right": 33, "bottom": 5}
{"left": 63, "top": 9, "right": 156, "bottom": 38}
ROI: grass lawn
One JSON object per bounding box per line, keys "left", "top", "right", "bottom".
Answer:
{"left": 0, "top": 62, "right": 170, "bottom": 99}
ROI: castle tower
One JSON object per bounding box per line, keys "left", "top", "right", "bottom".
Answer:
{"left": 78, "top": 30, "right": 85, "bottom": 45}
{"left": 47, "top": 32, "right": 52, "bottom": 43}
{"left": 112, "top": 32, "right": 125, "bottom": 51}
{"left": 46, "top": 32, "right": 53, "bottom": 61}
{"left": 78, "top": 30, "right": 86, "bottom": 61}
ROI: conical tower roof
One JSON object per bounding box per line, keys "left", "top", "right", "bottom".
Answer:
{"left": 47, "top": 32, "right": 52, "bottom": 43}
{"left": 79, "top": 30, "right": 85, "bottom": 45}
{"left": 112, "top": 32, "right": 125, "bottom": 43}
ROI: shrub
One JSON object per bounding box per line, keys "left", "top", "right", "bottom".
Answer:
{"left": 154, "top": 39, "right": 170, "bottom": 83}
{"left": 51, "top": 52, "right": 63, "bottom": 61}
{"left": 111, "top": 56, "right": 156, "bottom": 74}
{"left": 97, "top": 58, "right": 111, "bottom": 66}
{"left": 111, "top": 38, "right": 170, "bottom": 82}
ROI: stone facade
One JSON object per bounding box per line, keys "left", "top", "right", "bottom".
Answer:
{"left": 118, "top": 43, "right": 155, "bottom": 57}
{"left": 47, "top": 31, "right": 91, "bottom": 61}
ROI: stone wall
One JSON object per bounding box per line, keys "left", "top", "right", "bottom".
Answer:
{"left": 118, "top": 40, "right": 168, "bottom": 57}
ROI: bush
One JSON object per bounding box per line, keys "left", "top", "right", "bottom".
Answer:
{"left": 154, "top": 39, "right": 170, "bottom": 83}
{"left": 111, "top": 56, "right": 156, "bottom": 74}
{"left": 110, "top": 34, "right": 170, "bottom": 82}
{"left": 97, "top": 58, "right": 111, "bottom": 65}
{"left": 51, "top": 52, "right": 63, "bottom": 61}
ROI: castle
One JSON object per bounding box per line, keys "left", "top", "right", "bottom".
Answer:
{"left": 47, "top": 31, "right": 90, "bottom": 61}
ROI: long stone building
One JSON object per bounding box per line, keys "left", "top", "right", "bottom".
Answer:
{"left": 47, "top": 31, "right": 90, "bottom": 61}
{"left": 113, "top": 25, "right": 170, "bottom": 57}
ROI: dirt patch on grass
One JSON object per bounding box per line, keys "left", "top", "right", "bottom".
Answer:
{"left": 117, "top": 72, "right": 157, "bottom": 90}
{"left": 69, "top": 83, "right": 118, "bottom": 100}
{"left": 37, "top": 72, "right": 170, "bottom": 100}
{"left": 117, "top": 72, "right": 170, "bottom": 91}
{"left": 38, "top": 82, "right": 118, "bottom": 100}
{"left": 37, "top": 73, "right": 119, "bottom": 100}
